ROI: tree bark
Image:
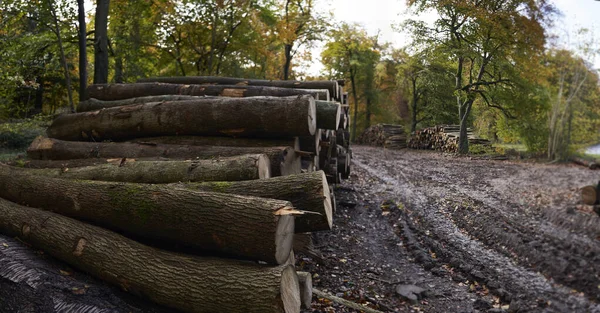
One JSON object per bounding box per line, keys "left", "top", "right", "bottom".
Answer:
{"left": 0, "top": 165, "right": 297, "bottom": 265}
{"left": 130, "top": 135, "right": 300, "bottom": 151}
{"left": 47, "top": 0, "right": 74, "bottom": 113}
{"left": 182, "top": 171, "right": 332, "bottom": 233}
{"left": 0, "top": 198, "right": 301, "bottom": 313}
{"left": 78, "top": 95, "right": 209, "bottom": 112}
{"left": 315, "top": 101, "right": 341, "bottom": 130}
{"left": 297, "top": 272, "right": 313, "bottom": 309}
{"left": 93, "top": 0, "right": 110, "bottom": 84}
{"left": 77, "top": 0, "right": 87, "bottom": 101}
{"left": 47, "top": 96, "right": 317, "bottom": 140}
{"left": 28, "top": 137, "right": 298, "bottom": 177}
{"left": 284, "top": 44, "right": 293, "bottom": 81}
{"left": 23, "top": 155, "right": 270, "bottom": 183}
{"left": 87, "top": 83, "right": 328, "bottom": 101}
{"left": 137, "top": 76, "right": 339, "bottom": 100}
{"left": 350, "top": 69, "right": 358, "bottom": 141}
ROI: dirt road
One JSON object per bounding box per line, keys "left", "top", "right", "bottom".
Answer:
{"left": 304, "top": 146, "right": 600, "bottom": 313}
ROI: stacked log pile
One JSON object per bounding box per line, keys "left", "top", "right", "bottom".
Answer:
{"left": 408, "top": 125, "right": 491, "bottom": 153}
{"left": 0, "top": 76, "right": 353, "bottom": 313}
{"left": 357, "top": 124, "right": 407, "bottom": 149}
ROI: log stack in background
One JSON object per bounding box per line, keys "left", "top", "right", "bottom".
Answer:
{"left": 408, "top": 125, "right": 491, "bottom": 153}
{"left": 357, "top": 124, "right": 407, "bottom": 149}
{"left": 0, "top": 76, "right": 354, "bottom": 313}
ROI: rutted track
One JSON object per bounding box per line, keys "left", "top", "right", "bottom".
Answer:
{"left": 352, "top": 146, "right": 600, "bottom": 312}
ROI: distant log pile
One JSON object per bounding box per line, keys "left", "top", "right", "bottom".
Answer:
{"left": 408, "top": 125, "right": 491, "bottom": 153}
{"left": 357, "top": 124, "right": 407, "bottom": 149}
{"left": 0, "top": 76, "right": 355, "bottom": 313}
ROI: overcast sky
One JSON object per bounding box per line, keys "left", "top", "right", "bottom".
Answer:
{"left": 305, "top": 0, "right": 600, "bottom": 76}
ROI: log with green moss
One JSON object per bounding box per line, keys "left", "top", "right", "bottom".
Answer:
{"left": 87, "top": 82, "right": 328, "bottom": 101}
{"left": 46, "top": 95, "right": 316, "bottom": 141}
{"left": 0, "top": 164, "right": 296, "bottom": 264}
{"left": 0, "top": 198, "right": 300, "bottom": 313}
{"left": 27, "top": 137, "right": 299, "bottom": 177}
{"left": 77, "top": 95, "right": 206, "bottom": 112}
{"left": 24, "top": 154, "right": 270, "bottom": 183}
{"left": 179, "top": 171, "right": 332, "bottom": 233}
{"left": 137, "top": 76, "right": 339, "bottom": 100}
{"left": 315, "top": 101, "right": 341, "bottom": 130}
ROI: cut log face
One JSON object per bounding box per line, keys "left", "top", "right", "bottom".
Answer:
{"left": 0, "top": 198, "right": 300, "bottom": 313}
{"left": 581, "top": 185, "right": 598, "bottom": 205}
{"left": 0, "top": 164, "right": 296, "bottom": 264}
{"left": 297, "top": 272, "right": 313, "bottom": 309}
{"left": 87, "top": 82, "right": 326, "bottom": 101}
{"left": 25, "top": 154, "right": 270, "bottom": 183}
{"left": 27, "top": 137, "right": 298, "bottom": 177}
{"left": 47, "top": 95, "right": 317, "bottom": 141}
{"left": 182, "top": 171, "right": 333, "bottom": 233}
{"left": 137, "top": 76, "right": 339, "bottom": 100}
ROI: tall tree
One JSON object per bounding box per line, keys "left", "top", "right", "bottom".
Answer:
{"left": 94, "top": 0, "right": 110, "bottom": 84}
{"left": 407, "top": 0, "right": 553, "bottom": 154}
{"left": 77, "top": 0, "right": 87, "bottom": 99}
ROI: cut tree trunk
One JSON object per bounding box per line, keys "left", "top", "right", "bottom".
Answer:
{"left": 571, "top": 157, "right": 599, "bottom": 170}
{"left": 0, "top": 164, "right": 296, "bottom": 264}
{"left": 0, "top": 199, "right": 300, "bottom": 313}
{"left": 78, "top": 95, "right": 207, "bottom": 112}
{"left": 315, "top": 101, "right": 341, "bottom": 130}
{"left": 26, "top": 153, "right": 270, "bottom": 183}
{"left": 129, "top": 136, "right": 300, "bottom": 151}
{"left": 297, "top": 272, "right": 313, "bottom": 309}
{"left": 87, "top": 83, "right": 328, "bottom": 101}
{"left": 27, "top": 137, "right": 299, "bottom": 177}
{"left": 47, "top": 95, "right": 316, "bottom": 140}
{"left": 581, "top": 185, "right": 598, "bottom": 205}
{"left": 181, "top": 171, "right": 332, "bottom": 233}
{"left": 137, "top": 76, "right": 339, "bottom": 100}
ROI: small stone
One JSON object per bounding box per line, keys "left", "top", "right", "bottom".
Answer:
{"left": 396, "top": 284, "right": 427, "bottom": 304}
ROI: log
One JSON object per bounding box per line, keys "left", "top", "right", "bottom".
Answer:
{"left": 129, "top": 135, "right": 300, "bottom": 151}
{"left": 87, "top": 82, "right": 328, "bottom": 101}
{"left": 27, "top": 137, "right": 300, "bottom": 177}
{"left": 181, "top": 171, "right": 333, "bottom": 233}
{"left": 313, "top": 289, "right": 383, "bottom": 313}
{"left": 0, "top": 199, "right": 301, "bottom": 313}
{"left": 137, "top": 76, "right": 339, "bottom": 100}
{"left": 581, "top": 185, "right": 599, "bottom": 205}
{"left": 571, "top": 156, "right": 600, "bottom": 170}
{"left": 26, "top": 154, "right": 270, "bottom": 183}
{"left": 297, "top": 272, "right": 313, "bottom": 309}
{"left": 298, "top": 129, "right": 321, "bottom": 155}
{"left": 46, "top": 95, "right": 317, "bottom": 141}
{"left": 78, "top": 95, "right": 207, "bottom": 112}
{"left": 315, "top": 101, "right": 341, "bottom": 130}
{"left": 0, "top": 164, "right": 296, "bottom": 264}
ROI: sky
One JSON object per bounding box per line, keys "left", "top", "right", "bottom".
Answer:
{"left": 305, "top": 0, "right": 600, "bottom": 76}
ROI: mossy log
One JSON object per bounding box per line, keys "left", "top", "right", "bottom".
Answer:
{"left": 137, "top": 76, "right": 339, "bottom": 100}
{"left": 25, "top": 154, "right": 270, "bottom": 183}
{"left": 46, "top": 95, "right": 316, "bottom": 141}
{"left": 27, "top": 137, "right": 299, "bottom": 177}
{"left": 87, "top": 82, "right": 328, "bottom": 101}
{"left": 0, "top": 164, "right": 295, "bottom": 264}
{"left": 297, "top": 272, "right": 313, "bottom": 309}
{"left": 180, "top": 171, "right": 332, "bottom": 233}
{"left": 77, "top": 95, "right": 206, "bottom": 112}
{"left": 315, "top": 101, "right": 341, "bottom": 130}
{"left": 0, "top": 199, "right": 300, "bottom": 313}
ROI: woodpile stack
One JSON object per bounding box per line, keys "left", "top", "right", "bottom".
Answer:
{"left": 408, "top": 125, "right": 491, "bottom": 153}
{"left": 357, "top": 124, "right": 407, "bottom": 149}
{"left": 0, "top": 76, "right": 353, "bottom": 313}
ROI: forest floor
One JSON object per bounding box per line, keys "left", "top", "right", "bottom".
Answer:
{"left": 301, "top": 145, "right": 600, "bottom": 313}
{"left": 2, "top": 145, "right": 600, "bottom": 313}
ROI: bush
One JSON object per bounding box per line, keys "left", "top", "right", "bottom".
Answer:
{"left": 0, "top": 115, "right": 51, "bottom": 149}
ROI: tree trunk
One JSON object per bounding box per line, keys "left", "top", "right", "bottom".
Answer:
{"left": 78, "top": 95, "right": 210, "bottom": 112}
{"left": 137, "top": 76, "right": 339, "bottom": 101}
{"left": 457, "top": 99, "right": 473, "bottom": 155}
{"left": 87, "top": 83, "right": 328, "bottom": 101}
{"left": 130, "top": 135, "right": 300, "bottom": 151}
{"left": 0, "top": 165, "right": 296, "bottom": 265}
{"left": 315, "top": 101, "right": 341, "bottom": 130}
{"left": 47, "top": 0, "right": 74, "bottom": 113}
{"left": 23, "top": 155, "right": 270, "bottom": 183}
{"left": 77, "top": 0, "right": 87, "bottom": 101}
{"left": 350, "top": 69, "right": 358, "bottom": 141}
{"left": 0, "top": 199, "right": 301, "bottom": 313}
{"left": 94, "top": 0, "right": 110, "bottom": 84}
{"left": 297, "top": 272, "right": 313, "bottom": 309}
{"left": 182, "top": 171, "right": 332, "bottom": 233}
{"left": 47, "top": 96, "right": 317, "bottom": 140}
{"left": 410, "top": 79, "right": 418, "bottom": 133}
{"left": 284, "top": 44, "right": 293, "bottom": 81}
{"left": 28, "top": 137, "right": 299, "bottom": 177}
